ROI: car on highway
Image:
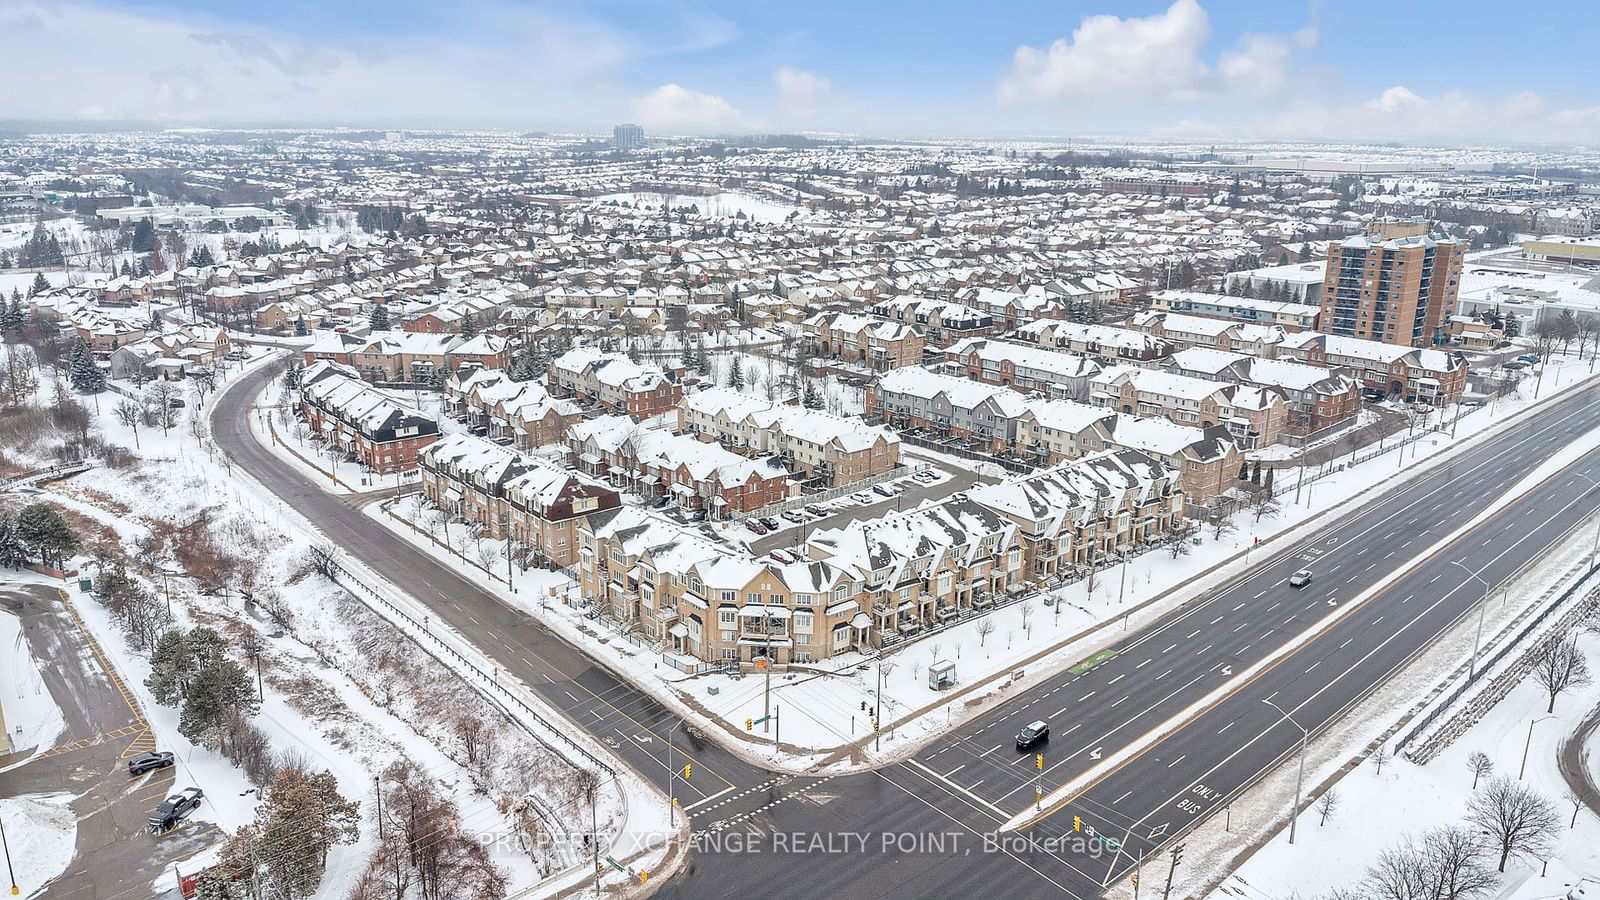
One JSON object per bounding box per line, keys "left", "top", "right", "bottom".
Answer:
{"left": 743, "top": 520, "right": 768, "bottom": 535}
{"left": 148, "top": 787, "right": 204, "bottom": 834}
{"left": 1288, "top": 569, "right": 1314, "bottom": 587}
{"left": 127, "top": 751, "right": 175, "bottom": 776}
{"left": 1016, "top": 720, "right": 1050, "bottom": 751}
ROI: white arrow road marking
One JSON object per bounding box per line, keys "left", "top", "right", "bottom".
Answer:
{"left": 1089, "top": 747, "right": 1103, "bottom": 760}
{"left": 1221, "top": 665, "right": 1234, "bottom": 676}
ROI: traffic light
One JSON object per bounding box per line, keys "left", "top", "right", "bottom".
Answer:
{"left": 682, "top": 762, "right": 692, "bottom": 780}
{"left": 640, "top": 870, "right": 649, "bottom": 885}
{"left": 1035, "top": 753, "right": 1044, "bottom": 770}
{"left": 1171, "top": 843, "right": 1186, "bottom": 867}
{"left": 1130, "top": 874, "right": 1139, "bottom": 887}
{"left": 1073, "top": 815, "right": 1082, "bottom": 833}
{"left": 745, "top": 717, "right": 753, "bottom": 732}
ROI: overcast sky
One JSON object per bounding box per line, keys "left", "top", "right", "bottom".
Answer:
{"left": 3, "top": 0, "right": 1597, "bottom": 145}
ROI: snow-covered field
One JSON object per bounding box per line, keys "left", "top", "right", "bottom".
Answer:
{"left": 0, "top": 793, "right": 76, "bottom": 896}
{"left": 1, "top": 607, "right": 64, "bottom": 760}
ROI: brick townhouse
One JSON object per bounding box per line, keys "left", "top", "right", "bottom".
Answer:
{"left": 1278, "top": 332, "right": 1467, "bottom": 404}
{"left": 298, "top": 362, "right": 440, "bottom": 473}
{"left": 1089, "top": 365, "right": 1288, "bottom": 450}
{"left": 678, "top": 386, "right": 900, "bottom": 487}
{"left": 803, "top": 311, "right": 925, "bottom": 370}
{"left": 442, "top": 368, "right": 583, "bottom": 450}
{"left": 567, "top": 417, "right": 790, "bottom": 519}
{"left": 577, "top": 449, "right": 1180, "bottom": 664}
{"left": 302, "top": 330, "right": 511, "bottom": 383}
{"left": 869, "top": 296, "right": 996, "bottom": 347}
{"left": 1158, "top": 347, "right": 1362, "bottom": 442}
{"left": 547, "top": 347, "right": 683, "bottom": 420}
{"left": 945, "top": 337, "right": 1103, "bottom": 402}
{"left": 1012, "top": 319, "right": 1175, "bottom": 364}
{"left": 418, "top": 433, "right": 621, "bottom": 567}
{"left": 1127, "top": 310, "right": 1288, "bottom": 359}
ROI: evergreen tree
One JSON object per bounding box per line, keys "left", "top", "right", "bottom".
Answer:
{"left": 15, "top": 503, "right": 78, "bottom": 567}
{"left": 0, "top": 514, "right": 26, "bottom": 569}
{"left": 1, "top": 293, "right": 23, "bottom": 335}
{"left": 369, "top": 303, "right": 390, "bottom": 331}
{"left": 148, "top": 308, "right": 164, "bottom": 332}
{"left": 294, "top": 315, "right": 308, "bottom": 336}
{"left": 28, "top": 273, "right": 49, "bottom": 298}
{"left": 725, "top": 355, "right": 745, "bottom": 390}
{"left": 131, "top": 218, "right": 158, "bottom": 253}
{"left": 803, "top": 379, "right": 823, "bottom": 410}
{"left": 179, "top": 657, "right": 254, "bottom": 743}
{"left": 459, "top": 313, "right": 477, "bottom": 338}
{"left": 695, "top": 339, "right": 710, "bottom": 377}
{"left": 69, "top": 340, "right": 106, "bottom": 393}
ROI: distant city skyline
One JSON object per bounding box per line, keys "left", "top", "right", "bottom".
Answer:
{"left": 3, "top": 0, "right": 1599, "bottom": 146}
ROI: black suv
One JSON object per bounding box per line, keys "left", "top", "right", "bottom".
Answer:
{"left": 127, "top": 751, "right": 175, "bottom": 776}
{"left": 1016, "top": 720, "right": 1050, "bottom": 751}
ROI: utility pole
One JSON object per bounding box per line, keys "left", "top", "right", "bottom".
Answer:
{"left": 761, "top": 654, "right": 772, "bottom": 733}
{"left": 1, "top": 807, "right": 18, "bottom": 897}
{"left": 875, "top": 652, "right": 884, "bottom": 752}
{"left": 1161, "top": 843, "right": 1185, "bottom": 900}
{"left": 1264, "top": 699, "right": 1308, "bottom": 844}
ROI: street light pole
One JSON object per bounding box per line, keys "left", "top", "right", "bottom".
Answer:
{"left": 0, "top": 808, "right": 17, "bottom": 897}
{"left": 1449, "top": 561, "right": 1492, "bottom": 681}
{"left": 1263, "top": 699, "right": 1308, "bottom": 845}
{"left": 665, "top": 718, "right": 684, "bottom": 826}
{"left": 1519, "top": 715, "right": 1557, "bottom": 780}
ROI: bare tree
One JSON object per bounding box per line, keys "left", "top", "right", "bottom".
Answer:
{"left": 143, "top": 380, "right": 181, "bottom": 434}
{"left": 1465, "top": 776, "right": 1561, "bottom": 873}
{"left": 1362, "top": 825, "right": 1498, "bottom": 900}
{"left": 1467, "top": 751, "right": 1494, "bottom": 789}
{"left": 1315, "top": 788, "right": 1340, "bottom": 826}
{"left": 976, "top": 617, "right": 995, "bottom": 647}
{"left": 114, "top": 398, "right": 141, "bottom": 448}
{"left": 1210, "top": 514, "right": 1237, "bottom": 542}
{"left": 1561, "top": 786, "right": 1584, "bottom": 829}
{"left": 1530, "top": 636, "right": 1591, "bottom": 713}
{"left": 1371, "top": 743, "right": 1390, "bottom": 776}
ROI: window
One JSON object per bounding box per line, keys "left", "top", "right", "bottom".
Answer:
{"left": 718, "top": 608, "right": 736, "bottom": 626}
{"left": 720, "top": 590, "right": 736, "bottom": 603}
{"left": 794, "top": 612, "right": 813, "bottom": 633}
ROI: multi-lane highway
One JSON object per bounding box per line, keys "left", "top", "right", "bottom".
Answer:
{"left": 213, "top": 363, "right": 1600, "bottom": 899}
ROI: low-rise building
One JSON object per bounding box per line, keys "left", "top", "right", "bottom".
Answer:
{"left": 1128, "top": 310, "right": 1288, "bottom": 358}
{"left": 1224, "top": 261, "right": 1329, "bottom": 306}
{"left": 547, "top": 348, "right": 683, "bottom": 420}
{"left": 945, "top": 337, "right": 1102, "bottom": 401}
{"left": 1150, "top": 290, "right": 1322, "bottom": 331}
{"left": 678, "top": 386, "right": 900, "bottom": 486}
{"left": 568, "top": 418, "right": 790, "bottom": 518}
{"left": 298, "top": 362, "right": 440, "bottom": 473}
{"left": 302, "top": 330, "right": 511, "bottom": 383}
{"left": 870, "top": 297, "right": 996, "bottom": 347}
{"left": 1278, "top": 332, "right": 1467, "bottom": 404}
{"left": 1011, "top": 319, "right": 1175, "bottom": 364}
{"left": 804, "top": 311, "right": 925, "bottom": 370}
{"left": 418, "top": 433, "right": 621, "bottom": 566}
{"left": 1089, "top": 365, "right": 1287, "bottom": 449}
{"left": 442, "top": 368, "right": 583, "bottom": 449}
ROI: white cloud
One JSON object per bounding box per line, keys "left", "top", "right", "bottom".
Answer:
{"left": 998, "top": 0, "right": 1213, "bottom": 105}
{"left": 629, "top": 84, "right": 743, "bottom": 133}
{"left": 1227, "top": 86, "right": 1600, "bottom": 145}
{"left": 0, "top": 0, "right": 685, "bottom": 125}
{"left": 998, "top": 0, "right": 1316, "bottom": 108}
{"left": 774, "top": 67, "right": 830, "bottom": 120}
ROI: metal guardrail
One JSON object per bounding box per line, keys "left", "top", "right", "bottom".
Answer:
{"left": 321, "top": 556, "right": 618, "bottom": 780}
{"left": 0, "top": 461, "right": 93, "bottom": 490}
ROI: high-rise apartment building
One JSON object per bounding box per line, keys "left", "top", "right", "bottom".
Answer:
{"left": 1319, "top": 218, "right": 1463, "bottom": 347}
{"left": 612, "top": 123, "right": 645, "bottom": 151}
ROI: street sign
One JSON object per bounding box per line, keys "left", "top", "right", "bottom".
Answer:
{"left": 605, "top": 856, "right": 624, "bottom": 873}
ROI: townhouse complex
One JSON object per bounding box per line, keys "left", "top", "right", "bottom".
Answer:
{"left": 297, "top": 362, "right": 441, "bottom": 474}
{"left": 546, "top": 347, "right": 684, "bottom": 420}
{"left": 678, "top": 387, "right": 901, "bottom": 487}
{"left": 578, "top": 449, "right": 1182, "bottom": 664}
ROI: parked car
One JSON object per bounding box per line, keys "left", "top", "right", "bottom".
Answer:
{"left": 914, "top": 469, "right": 939, "bottom": 482}
{"left": 1518, "top": 354, "right": 1540, "bottom": 364}
{"left": 148, "top": 787, "right": 204, "bottom": 834}
{"left": 872, "top": 484, "right": 897, "bottom": 498}
{"left": 850, "top": 492, "right": 873, "bottom": 504}
{"left": 1288, "top": 569, "right": 1314, "bottom": 588}
{"left": 127, "top": 751, "right": 175, "bottom": 777}
{"left": 781, "top": 510, "right": 807, "bottom": 524}
{"left": 805, "top": 504, "right": 830, "bottom": 517}
{"left": 769, "top": 549, "right": 795, "bottom": 564}
{"left": 1361, "top": 388, "right": 1387, "bottom": 403}
{"left": 744, "top": 520, "right": 768, "bottom": 535}
{"left": 1016, "top": 720, "right": 1050, "bottom": 751}
{"left": 760, "top": 516, "right": 782, "bottom": 531}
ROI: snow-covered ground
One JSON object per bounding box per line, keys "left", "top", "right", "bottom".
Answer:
{"left": 0, "top": 349, "right": 646, "bottom": 896}
{"left": 0, "top": 793, "right": 76, "bottom": 896}
{"left": 1207, "top": 631, "right": 1600, "bottom": 900}
{"left": 1, "top": 607, "right": 64, "bottom": 761}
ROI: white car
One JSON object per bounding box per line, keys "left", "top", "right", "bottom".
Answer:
{"left": 1288, "top": 569, "right": 1313, "bottom": 588}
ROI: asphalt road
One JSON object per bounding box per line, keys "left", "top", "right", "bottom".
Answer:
{"left": 0, "top": 583, "right": 220, "bottom": 900}
{"left": 213, "top": 364, "right": 1600, "bottom": 899}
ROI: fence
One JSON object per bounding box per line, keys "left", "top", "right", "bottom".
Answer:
{"left": 0, "top": 461, "right": 93, "bottom": 490}
{"left": 896, "top": 432, "right": 1036, "bottom": 475}
{"left": 1394, "top": 557, "right": 1600, "bottom": 759}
